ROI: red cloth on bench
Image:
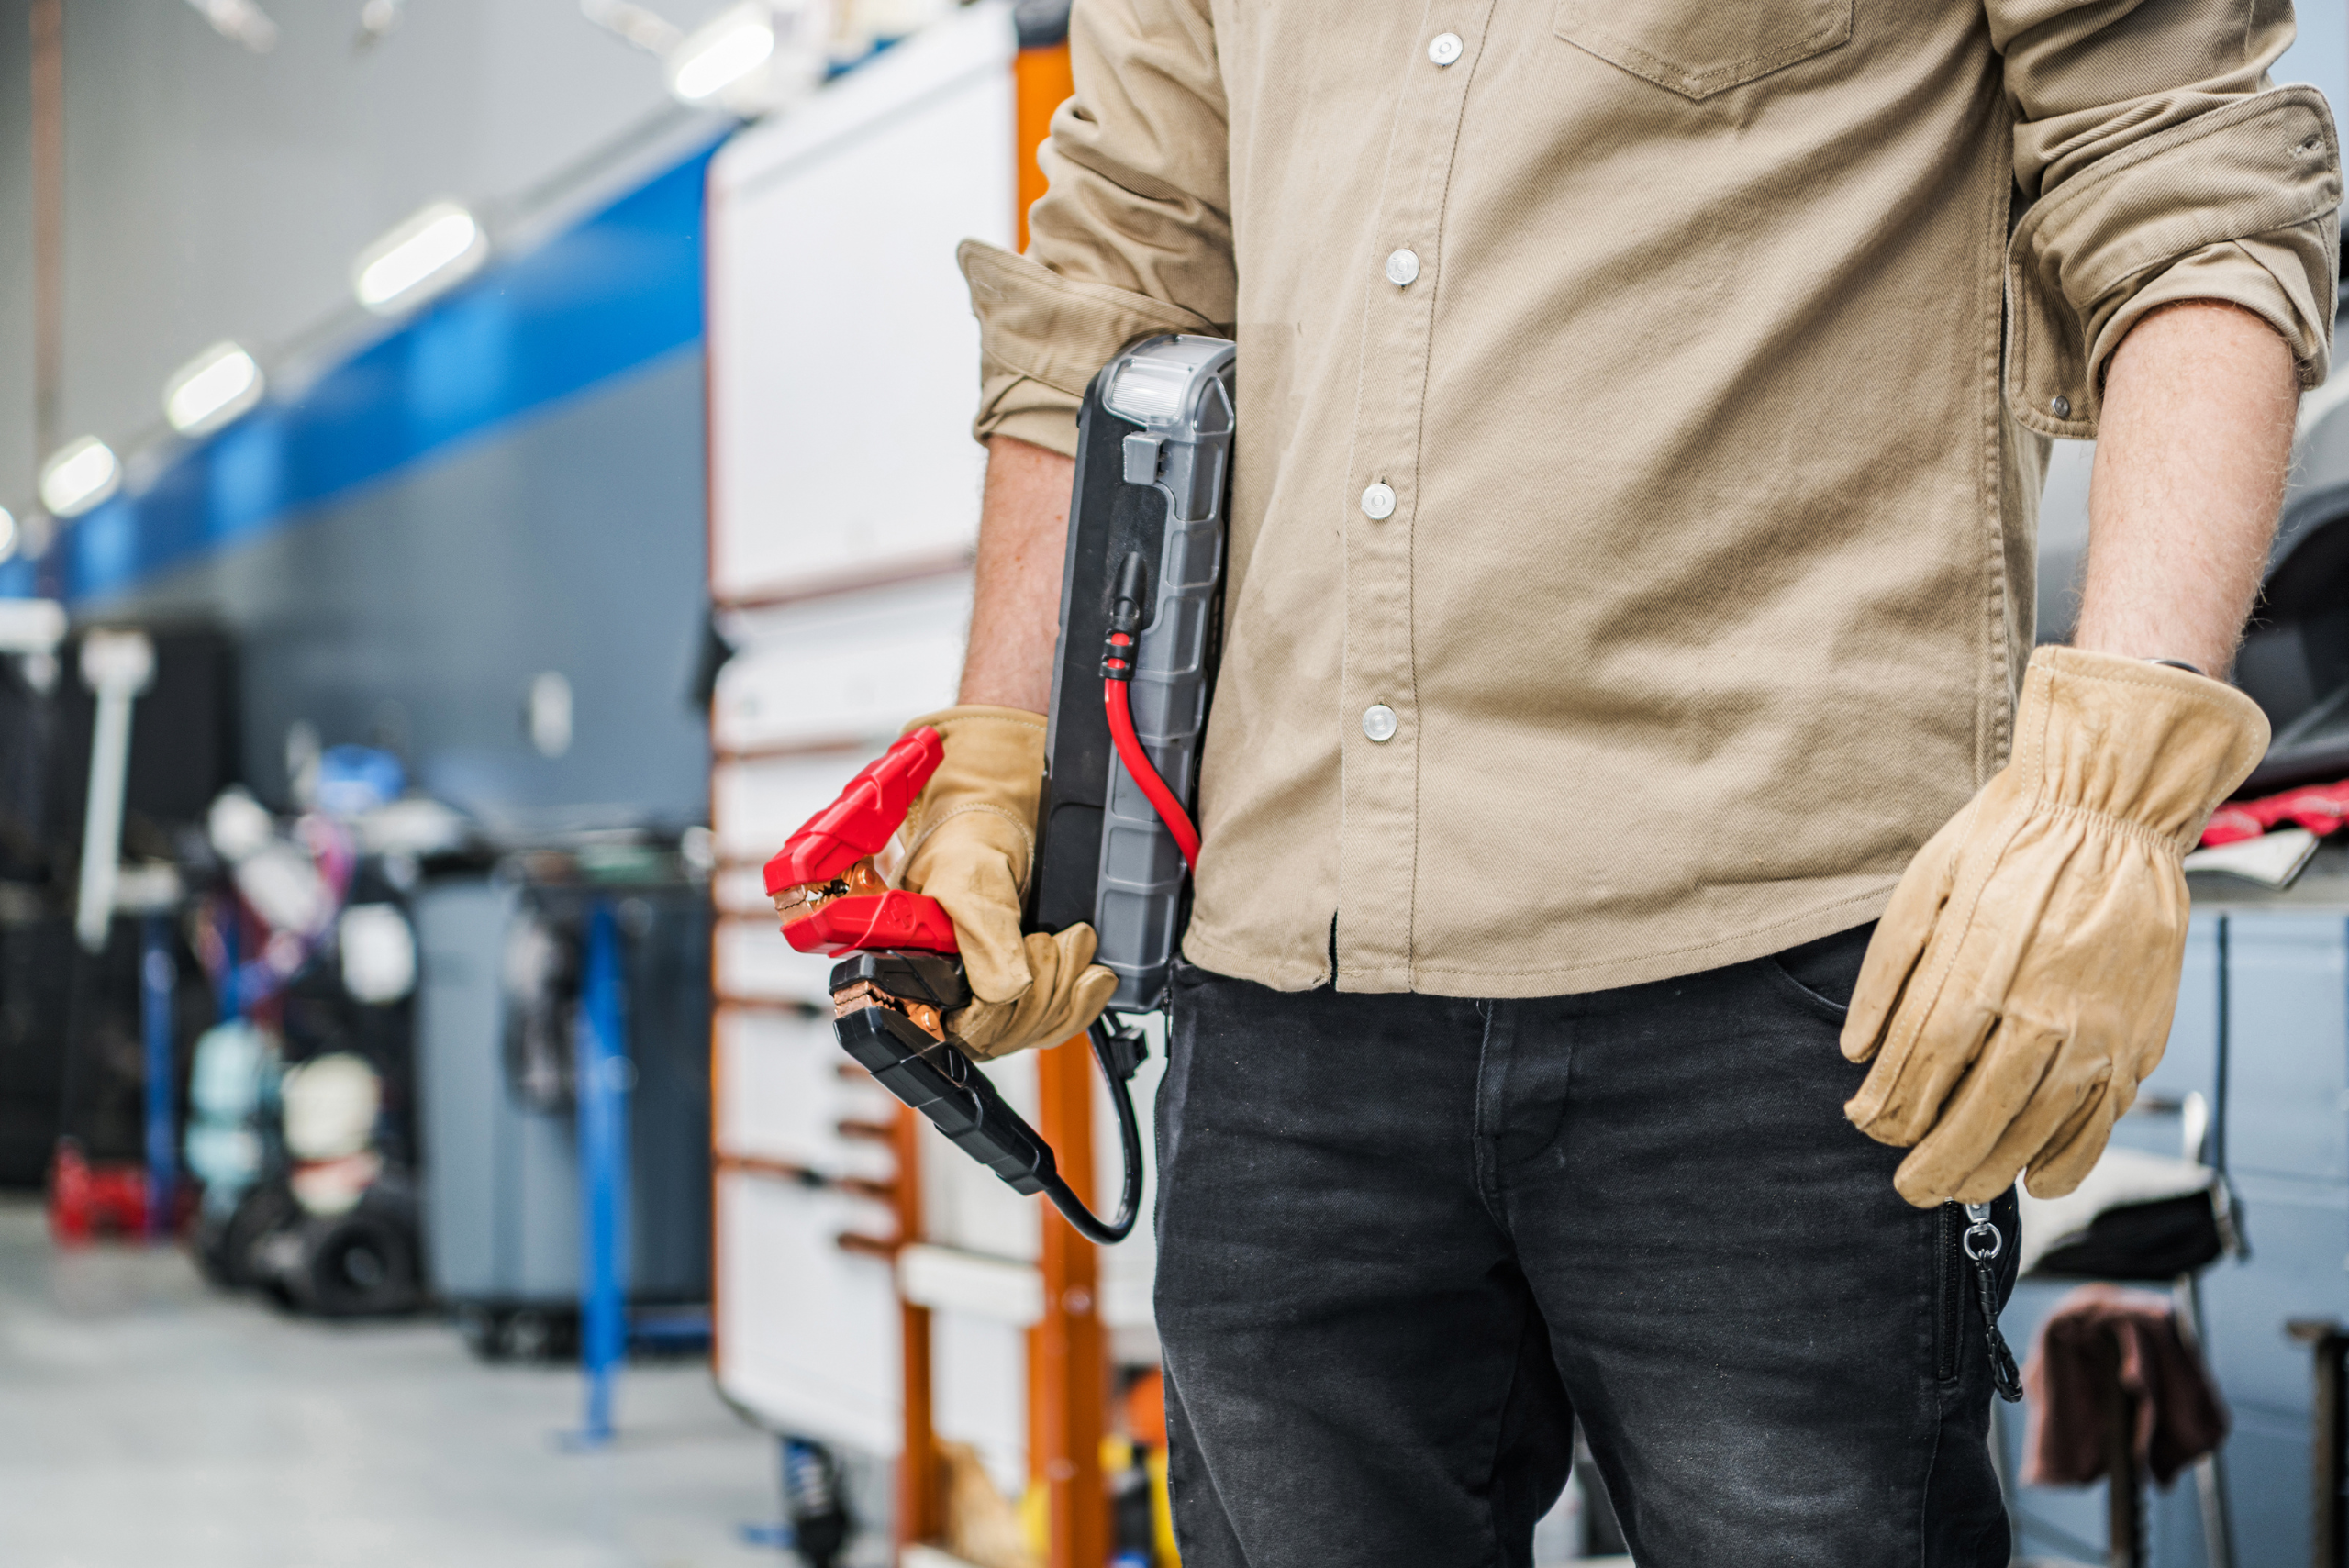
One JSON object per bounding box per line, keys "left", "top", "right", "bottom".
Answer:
{"left": 2022, "top": 1284, "right": 2228, "bottom": 1488}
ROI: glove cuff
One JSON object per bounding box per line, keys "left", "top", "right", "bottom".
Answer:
{"left": 2016, "top": 646, "right": 2270, "bottom": 849}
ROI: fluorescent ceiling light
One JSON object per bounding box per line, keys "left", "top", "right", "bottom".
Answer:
{"left": 164, "top": 341, "right": 265, "bottom": 436}
{"left": 186, "top": 0, "right": 278, "bottom": 53}
{"left": 40, "top": 438, "right": 121, "bottom": 518}
{"left": 666, "top": 3, "right": 775, "bottom": 104}
{"left": 351, "top": 202, "right": 487, "bottom": 315}
{"left": 581, "top": 0, "right": 683, "bottom": 57}
{"left": 356, "top": 0, "right": 405, "bottom": 48}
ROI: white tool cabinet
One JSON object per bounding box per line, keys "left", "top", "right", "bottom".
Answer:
{"left": 705, "top": 3, "right": 1163, "bottom": 1519}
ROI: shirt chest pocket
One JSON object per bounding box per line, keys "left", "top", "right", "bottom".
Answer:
{"left": 1553, "top": 0, "right": 1852, "bottom": 101}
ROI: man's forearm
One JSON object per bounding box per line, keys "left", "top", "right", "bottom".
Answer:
{"left": 962, "top": 435, "right": 1078, "bottom": 711}
{"left": 2074, "top": 301, "right": 2300, "bottom": 675}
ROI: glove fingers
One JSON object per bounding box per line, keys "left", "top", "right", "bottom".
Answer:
{"left": 2023, "top": 1080, "right": 2121, "bottom": 1198}
{"left": 1039, "top": 961, "right": 1119, "bottom": 1052}
{"left": 1889, "top": 1017, "right": 2065, "bottom": 1207}
{"left": 1936, "top": 1039, "right": 2110, "bottom": 1207}
{"left": 1012, "top": 924, "right": 1116, "bottom": 1051}
{"left": 921, "top": 856, "right": 1034, "bottom": 1006}
{"left": 1842, "top": 815, "right": 1966, "bottom": 1064}
{"left": 1840, "top": 918, "right": 1928, "bottom": 1067}
{"left": 1847, "top": 987, "right": 1997, "bottom": 1150}
{"left": 1051, "top": 920, "right": 1099, "bottom": 978}
{"left": 951, "top": 926, "right": 1114, "bottom": 1061}
{"left": 952, "top": 929, "right": 1069, "bottom": 1058}
{"left": 953, "top": 925, "right": 1066, "bottom": 1061}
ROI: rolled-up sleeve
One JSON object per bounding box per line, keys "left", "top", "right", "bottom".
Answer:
{"left": 1995, "top": 0, "right": 2341, "bottom": 437}
{"left": 961, "top": 0, "right": 1235, "bottom": 455}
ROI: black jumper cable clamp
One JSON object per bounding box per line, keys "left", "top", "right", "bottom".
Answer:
{"left": 762, "top": 335, "right": 1237, "bottom": 1244}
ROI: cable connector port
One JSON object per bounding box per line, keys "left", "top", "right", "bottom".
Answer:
{"left": 1100, "top": 551, "right": 1148, "bottom": 682}
{"left": 1095, "top": 1014, "right": 1150, "bottom": 1083}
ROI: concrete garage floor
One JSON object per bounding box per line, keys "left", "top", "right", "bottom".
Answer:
{"left": 0, "top": 1196, "right": 784, "bottom": 1568}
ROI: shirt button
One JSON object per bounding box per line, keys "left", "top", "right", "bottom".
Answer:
{"left": 2051, "top": 395, "right": 2072, "bottom": 418}
{"left": 1362, "top": 704, "right": 1398, "bottom": 743}
{"left": 1428, "top": 31, "right": 1463, "bottom": 65}
{"left": 1384, "top": 248, "right": 1421, "bottom": 287}
{"left": 1360, "top": 482, "right": 1397, "bottom": 519}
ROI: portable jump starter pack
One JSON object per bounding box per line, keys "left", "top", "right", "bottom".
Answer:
{"left": 763, "top": 335, "right": 1237, "bottom": 1244}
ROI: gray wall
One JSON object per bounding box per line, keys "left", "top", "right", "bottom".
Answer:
{"left": 0, "top": 0, "right": 738, "bottom": 513}
{"left": 0, "top": 0, "right": 2336, "bottom": 567}
{"left": 105, "top": 347, "right": 711, "bottom": 826}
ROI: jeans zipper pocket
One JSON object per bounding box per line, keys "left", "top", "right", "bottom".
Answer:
{"left": 1935, "top": 1203, "right": 1964, "bottom": 1383}
{"left": 1964, "top": 1202, "right": 2024, "bottom": 1402}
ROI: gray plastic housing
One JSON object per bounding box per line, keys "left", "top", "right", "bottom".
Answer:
{"left": 1030, "top": 335, "right": 1235, "bottom": 1012}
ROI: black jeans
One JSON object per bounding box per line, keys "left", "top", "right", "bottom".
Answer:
{"left": 1153, "top": 924, "right": 2020, "bottom": 1568}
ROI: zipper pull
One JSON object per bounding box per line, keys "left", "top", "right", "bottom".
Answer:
{"left": 1964, "top": 1202, "right": 2023, "bottom": 1403}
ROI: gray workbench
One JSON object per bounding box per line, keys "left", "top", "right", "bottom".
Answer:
{"left": 2001, "top": 855, "right": 2349, "bottom": 1566}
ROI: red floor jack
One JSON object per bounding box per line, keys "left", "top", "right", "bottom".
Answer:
{"left": 766, "top": 335, "right": 1237, "bottom": 1244}
{"left": 48, "top": 1140, "right": 152, "bottom": 1243}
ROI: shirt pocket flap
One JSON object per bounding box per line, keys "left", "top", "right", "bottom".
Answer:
{"left": 1553, "top": 0, "right": 1853, "bottom": 102}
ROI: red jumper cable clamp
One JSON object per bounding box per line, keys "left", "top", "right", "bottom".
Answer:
{"left": 763, "top": 728, "right": 958, "bottom": 957}
{"left": 764, "top": 728, "right": 1141, "bottom": 1242}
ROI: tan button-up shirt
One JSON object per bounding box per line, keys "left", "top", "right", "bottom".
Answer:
{"left": 961, "top": 0, "right": 2340, "bottom": 997}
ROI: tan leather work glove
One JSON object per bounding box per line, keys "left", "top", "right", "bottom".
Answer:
{"left": 1842, "top": 647, "right": 2268, "bottom": 1207}
{"left": 895, "top": 706, "right": 1118, "bottom": 1061}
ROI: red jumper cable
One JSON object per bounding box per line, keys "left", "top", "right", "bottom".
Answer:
{"left": 1099, "top": 557, "right": 1201, "bottom": 871}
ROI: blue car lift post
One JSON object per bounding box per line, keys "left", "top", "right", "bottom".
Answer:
{"left": 141, "top": 914, "right": 177, "bottom": 1240}
{"left": 567, "top": 903, "right": 631, "bottom": 1449}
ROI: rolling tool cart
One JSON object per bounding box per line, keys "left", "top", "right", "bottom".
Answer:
{"left": 414, "top": 844, "right": 711, "bottom": 1362}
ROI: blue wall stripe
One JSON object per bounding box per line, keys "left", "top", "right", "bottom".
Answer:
{"left": 50, "top": 140, "right": 719, "bottom": 606}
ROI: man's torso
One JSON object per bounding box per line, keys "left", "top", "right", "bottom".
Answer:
{"left": 1179, "top": 0, "right": 2042, "bottom": 995}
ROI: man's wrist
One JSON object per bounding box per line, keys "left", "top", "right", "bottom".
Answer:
{"left": 2067, "top": 626, "right": 2233, "bottom": 682}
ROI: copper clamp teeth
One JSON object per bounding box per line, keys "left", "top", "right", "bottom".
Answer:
{"left": 773, "top": 856, "right": 891, "bottom": 924}
{"left": 831, "top": 977, "right": 946, "bottom": 1044}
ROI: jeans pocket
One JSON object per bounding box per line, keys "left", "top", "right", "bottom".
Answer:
{"left": 1553, "top": 0, "right": 1852, "bottom": 101}
{"left": 1761, "top": 956, "right": 1850, "bottom": 1023}
{"left": 1758, "top": 921, "right": 1876, "bottom": 1023}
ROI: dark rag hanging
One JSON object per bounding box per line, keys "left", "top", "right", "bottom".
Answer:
{"left": 2022, "top": 1284, "right": 2230, "bottom": 1487}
